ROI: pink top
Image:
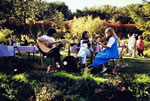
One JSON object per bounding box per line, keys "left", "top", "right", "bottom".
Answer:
{"left": 136, "top": 39, "right": 144, "bottom": 50}
{"left": 95, "top": 43, "right": 102, "bottom": 53}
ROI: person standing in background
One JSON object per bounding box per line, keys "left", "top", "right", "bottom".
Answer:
{"left": 127, "top": 34, "right": 132, "bottom": 55}
{"left": 137, "top": 35, "right": 144, "bottom": 58}
{"left": 21, "top": 36, "right": 28, "bottom": 46}
{"left": 128, "top": 34, "right": 136, "bottom": 58}
{"left": 130, "top": 34, "right": 137, "bottom": 58}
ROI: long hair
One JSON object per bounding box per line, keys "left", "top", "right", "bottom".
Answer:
{"left": 105, "top": 27, "right": 120, "bottom": 45}
{"left": 105, "top": 27, "right": 116, "bottom": 36}
{"left": 81, "top": 31, "right": 88, "bottom": 39}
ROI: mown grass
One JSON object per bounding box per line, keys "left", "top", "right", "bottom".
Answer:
{"left": 1, "top": 50, "right": 150, "bottom": 101}
{"left": 122, "top": 55, "right": 150, "bottom": 74}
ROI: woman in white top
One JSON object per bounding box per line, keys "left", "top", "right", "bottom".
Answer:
{"left": 76, "top": 31, "right": 93, "bottom": 68}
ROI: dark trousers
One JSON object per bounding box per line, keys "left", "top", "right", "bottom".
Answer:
{"left": 137, "top": 49, "right": 144, "bottom": 56}
{"left": 47, "top": 47, "right": 61, "bottom": 63}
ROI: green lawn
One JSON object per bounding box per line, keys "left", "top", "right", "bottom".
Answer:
{"left": 122, "top": 55, "right": 150, "bottom": 74}
{"left": 1, "top": 52, "right": 150, "bottom": 101}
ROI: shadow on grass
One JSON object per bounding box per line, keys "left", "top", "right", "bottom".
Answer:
{"left": 121, "top": 55, "right": 150, "bottom": 74}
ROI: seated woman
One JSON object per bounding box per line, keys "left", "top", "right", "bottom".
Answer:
{"left": 76, "top": 31, "right": 93, "bottom": 68}
{"left": 92, "top": 27, "right": 119, "bottom": 73}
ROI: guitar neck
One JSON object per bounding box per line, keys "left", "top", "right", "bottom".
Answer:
{"left": 51, "top": 41, "right": 61, "bottom": 45}
{"left": 48, "top": 41, "right": 62, "bottom": 48}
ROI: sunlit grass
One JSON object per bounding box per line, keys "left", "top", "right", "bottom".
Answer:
{"left": 52, "top": 69, "right": 108, "bottom": 85}
{"left": 13, "top": 73, "right": 29, "bottom": 83}
{"left": 0, "top": 73, "right": 7, "bottom": 79}
{"left": 134, "top": 74, "right": 150, "bottom": 83}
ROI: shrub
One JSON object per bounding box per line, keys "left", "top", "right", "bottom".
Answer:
{"left": 0, "top": 73, "right": 35, "bottom": 101}
{"left": 143, "top": 40, "right": 150, "bottom": 57}
{"left": 144, "top": 48, "right": 150, "bottom": 57}
{"left": 0, "top": 27, "right": 13, "bottom": 45}
{"left": 120, "top": 74, "right": 150, "bottom": 101}
{"left": 65, "top": 16, "right": 106, "bottom": 43}
{"left": 144, "top": 40, "right": 150, "bottom": 50}
{"left": 143, "top": 31, "right": 150, "bottom": 41}
{"left": 35, "top": 83, "right": 60, "bottom": 101}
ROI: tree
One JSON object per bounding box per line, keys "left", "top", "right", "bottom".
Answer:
{"left": 12, "top": 0, "right": 47, "bottom": 24}
{"left": 73, "top": 9, "right": 84, "bottom": 18}
{"left": 67, "top": 16, "right": 106, "bottom": 42}
{"left": 46, "top": 1, "right": 73, "bottom": 20}
{"left": 113, "top": 7, "right": 134, "bottom": 24}
{"left": 0, "top": 0, "right": 13, "bottom": 21}
{"left": 129, "top": 2, "right": 150, "bottom": 40}
{"left": 97, "top": 5, "right": 116, "bottom": 20}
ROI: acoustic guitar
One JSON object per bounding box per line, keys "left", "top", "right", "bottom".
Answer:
{"left": 37, "top": 40, "right": 66, "bottom": 54}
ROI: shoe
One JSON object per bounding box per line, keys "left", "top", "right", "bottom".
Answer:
{"left": 142, "top": 56, "right": 145, "bottom": 58}
{"left": 121, "top": 63, "right": 128, "bottom": 68}
{"left": 101, "top": 68, "right": 107, "bottom": 73}
{"left": 56, "top": 62, "right": 60, "bottom": 68}
{"left": 116, "top": 64, "right": 120, "bottom": 67}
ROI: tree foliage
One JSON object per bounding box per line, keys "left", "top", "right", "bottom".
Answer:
{"left": 46, "top": 1, "right": 73, "bottom": 20}
{"left": 0, "top": 0, "right": 13, "bottom": 20}
{"left": 67, "top": 16, "right": 106, "bottom": 42}
{"left": 12, "top": 0, "right": 47, "bottom": 24}
{"left": 129, "top": 2, "right": 150, "bottom": 40}
{"left": 0, "top": 27, "right": 13, "bottom": 44}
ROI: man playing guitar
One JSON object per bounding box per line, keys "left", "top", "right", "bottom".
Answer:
{"left": 37, "top": 27, "right": 61, "bottom": 68}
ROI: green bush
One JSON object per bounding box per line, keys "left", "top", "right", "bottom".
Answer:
{"left": 143, "top": 40, "right": 150, "bottom": 56}
{"left": 35, "top": 83, "right": 60, "bottom": 101}
{"left": 0, "top": 73, "right": 35, "bottom": 101}
{"left": 121, "top": 74, "right": 150, "bottom": 101}
{"left": 142, "top": 31, "right": 150, "bottom": 41}
{"left": 65, "top": 16, "right": 106, "bottom": 43}
{"left": 144, "top": 40, "right": 150, "bottom": 49}
{"left": 144, "top": 48, "right": 150, "bottom": 57}
{"left": 0, "top": 27, "right": 13, "bottom": 45}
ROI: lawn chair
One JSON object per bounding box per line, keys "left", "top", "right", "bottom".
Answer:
{"left": 36, "top": 43, "right": 55, "bottom": 66}
{"left": 112, "top": 45, "right": 126, "bottom": 73}
{"left": 68, "top": 42, "right": 94, "bottom": 64}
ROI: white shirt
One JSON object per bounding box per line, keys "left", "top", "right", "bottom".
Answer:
{"left": 107, "top": 37, "right": 115, "bottom": 48}
{"left": 80, "top": 39, "right": 93, "bottom": 51}
{"left": 38, "top": 35, "right": 55, "bottom": 43}
{"left": 130, "top": 37, "right": 136, "bottom": 48}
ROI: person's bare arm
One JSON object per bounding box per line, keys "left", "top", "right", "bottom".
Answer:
{"left": 76, "top": 46, "right": 80, "bottom": 51}
{"left": 37, "top": 37, "right": 46, "bottom": 42}
{"left": 99, "top": 42, "right": 110, "bottom": 48}
{"left": 37, "top": 37, "right": 53, "bottom": 46}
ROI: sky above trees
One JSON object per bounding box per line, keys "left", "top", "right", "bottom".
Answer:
{"left": 46, "top": 0, "right": 146, "bottom": 12}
